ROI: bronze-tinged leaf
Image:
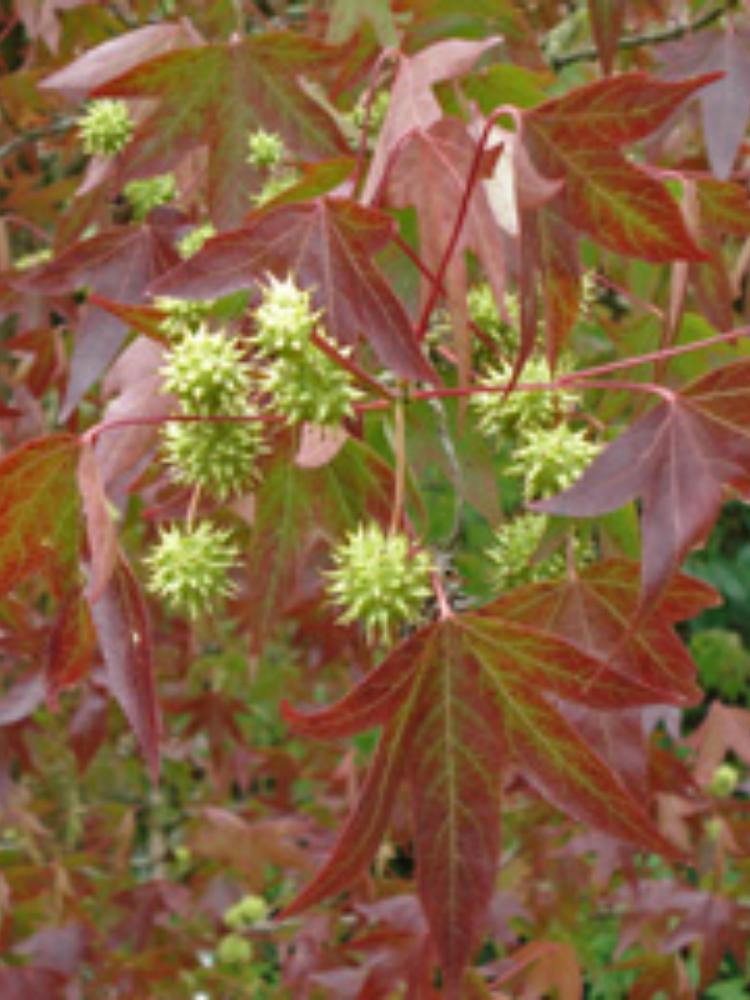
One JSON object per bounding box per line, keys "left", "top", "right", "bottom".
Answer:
{"left": 381, "top": 117, "right": 506, "bottom": 373}
{"left": 696, "top": 178, "right": 750, "bottom": 236}
{"left": 407, "top": 622, "right": 505, "bottom": 998}
{"left": 363, "top": 38, "right": 501, "bottom": 203}
{"left": 481, "top": 560, "right": 717, "bottom": 706}
{"left": 41, "top": 21, "right": 196, "bottom": 101}
{"left": 534, "top": 360, "right": 750, "bottom": 604}
{"left": 77, "top": 440, "right": 118, "bottom": 602}
{"left": 152, "top": 197, "right": 436, "bottom": 383}
{"left": 93, "top": 33, "right": 347, "bottom": 228}
{"left": 280, "top": 710, "right": 416, "bottom": 920}
{"left": 88, "top": 554, "right": 161, "bottom": 780}
{"left": 0, "top": 434, "right": 81, "bottom": 597}
{"left": 658, "top": 28, "right": 750, "bottom": 180}
{"left": 283, "top": 605, "right": 681, "bottom": 991}
{"left": 526, "top": 71, "right": 722, "bottom": 149}
{"left": 47, "top": 590, "right": 96, "bottom": 702}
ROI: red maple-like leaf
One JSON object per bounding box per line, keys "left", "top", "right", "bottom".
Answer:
{"left": 535, "top": 358, "right": 750, "bottom": 605}
{"left": 281, "top": 563, "right": 700, "bottom": 995}
{"left": 152, "top": 196, "right": 436, "bottom": 383}
{"left": 516, "top": 72, "right": 717, "bottom": 361}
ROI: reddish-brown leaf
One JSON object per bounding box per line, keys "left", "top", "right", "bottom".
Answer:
{"left": 77, "top": 440, "right": 119, "bottom": 602}
{"left": 47, "top": 590, "right": 96, "bottom": 702}
{"left": 525, "top": 71, "right": 722, "bottom": 149}
{"left": 381, "top": 117, "right": 506, "bottom": 373}
{"left": 658, "top": 27, "right": 750, "bottom": 180}
{"left": 481, "top": 560, "right": 717, "bottom": 706}
{"left": 16, "top": 219, "right": 180, "bottom": 417}
{"left": 152, "top": 197, "right": 436, "bottom": 382}
{"left": 587, "top": 0, "right": 626, "bottom": 75}
{"left": 0, "top": 434, "right": 81, "bottom": 596}
{"left": 535, "top": 359, "right": 750, "bottom": 604}
{"left": 41, "top": 21, "right": 196, "bottom": 100}
{"left": 88, "top": 553, "right": 161, "bottom": 780}
{"left": 283, "top": 604, "right": 681, "bottom": 993}
{"left": 363, "top": 38, "right": 500, "bottom": 203}
{"left": 92, "top": 33, "right": 347, "bottom": 228}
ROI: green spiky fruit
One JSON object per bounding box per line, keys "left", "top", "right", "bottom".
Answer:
{"left": 156, "top": 297, "right": 215, "bottom": 340}
{"left": 123, "top": 173, "right": 176, "bottom": 220}
{"left": 473, "top": 355, "right": 578, "bottom": 441}
{"left": 224, "top": 894, "right": 268, "bottom": 930}
{"left": 509, "top": 423, "right": 600, "bottom": 500}
{"left": 215, "top": 933, "right": 253, "bottom": 967}
{"left": 246, "top": 129, "right": 286, "bottom": 169}
{"left": 145, "top": 521, "right": 240, "bottom": 618}
{"left": 326, "top": 523, "right": 433, "bottom": 643}
{"left": 253, "top": 275, "right": 318, "bottom": 355}
{"left": 262, "top": 340, "right": 361, "bottom": 426}
{"left": 79, "top": 99, "right": 133, "bottom": 156}
{"left": 488, "top": 513, "right": 594, "bottom": 592}
{"left": 162, "top": 327, "right": 252, "bottom": 415}
{"left": 709, "top": 763, "right": 740, "bottom": 798}
{"left": 162, "top": 420, "right": 265, "bottom": 500}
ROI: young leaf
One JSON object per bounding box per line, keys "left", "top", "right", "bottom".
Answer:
{"left": 534, "top": 360, "right": 750, "bottom": 604}
{"left": 152, "top": 197, "right": 436, "bottom": 382}
{"left": 93, "top": 34, "right": 348, "bottom": 227}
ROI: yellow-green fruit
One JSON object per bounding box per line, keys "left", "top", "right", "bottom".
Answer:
{"left": 246, "top": 129, "right": 286, "bottom": 169}
{"left": 253, "top": 275, "right": 318, "bottom": 355}
{"left": 326, "top": 523, "right": 433, "bottom": 643}
{"left": 224, "top": 894, "right": 268, "bottom": 930}
{"left": 709, "top": 763, "right": 740, "bottom": 797}
{"left": 145, "top": 521, "right": 239, "bottom": 619}
{"left": 79, "top": 99, "right": 133, "bottom": 155}
{"left": 162, "top": 327, "right": 252, "bottom": 416}
{"left": 162, "top": 419, "right": 265, "bottom": 501}
{"left": 215, "top": 933, "right": 253, "bottom": 967}
{"left": 262, "top": 341, "right": 361, "bottom": 427}
{"left": 123, "top": 173, "right": 176, "bottom": 220}
{"left": 509, "top": 423, "right": 600, "bottom": 500}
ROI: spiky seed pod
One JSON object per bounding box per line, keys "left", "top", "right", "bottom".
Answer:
{"left": 145, "top": 521, "right": 240, "bottom": 619}
{"left": 472, "top": 355, "right": 579, "bottom": 441}
{"left": 253, "top": 275, "right": 319, "bottom": 355}
{"left": 488, "top": 513, "right": 594, "bottom": 592}
{"left": 162, "top": 420, "right": 265, "bottom": 500}
{"left": 155, "top": 298, "right": 215, "bottom": 340}
{"left": 79, "top": 99, "right": 133, "bottom": 156}
{"left": 123, "top": 173, "right": 176, "bottom": 220}
{"left": 326, "top": 523, "right": 433, "bottom": 643}
{"left": 709, "top": 763, "right": 740, "bottom": 798}
{"left": 215, "top": 933, "right": 254, "bottom": 967}
{"left": 224, "top": 894, "right": 268, "bottom": 930}
{"left": 246, "top": 129, "right": 286, "bottom": 169}
{"left": 509, "top": 423, "right": 600, "bottom": 501}
{"left": 161, "top": 327, "right": 252, "bottom": 416}
{"left": 467, "top": 282, "right": 520, "bottom": 356}
{"left": 262, "top": 342, "right": 362, "bottom": 427}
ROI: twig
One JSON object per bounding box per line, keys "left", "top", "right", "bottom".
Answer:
{"left": 551, "top": 1, "right": 738, "bottom": 71}
{"left": 0, "top": 115, "right": 78, "bottom": 163}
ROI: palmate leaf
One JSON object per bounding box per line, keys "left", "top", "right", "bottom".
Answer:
{"left": 93, "top": 33, "right": 348, "bottom": 228}
{"left": 535, "top": 359, "right": 750, "bottom": 605}
{"left": 517, "top": 72, "right": 717, "bottom": 360}
{"left": 281, "top": 561, "right": 700, "bottom": 994}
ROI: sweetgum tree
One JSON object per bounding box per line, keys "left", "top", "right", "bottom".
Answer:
{"left": 1, "top": 0, "right": 750, "bottom": 995}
